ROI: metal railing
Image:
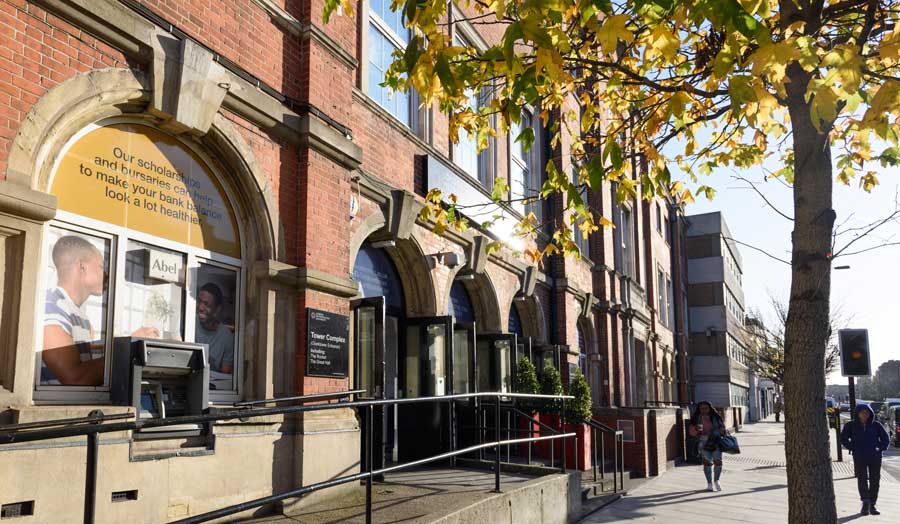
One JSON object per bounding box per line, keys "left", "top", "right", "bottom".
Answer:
{"left": 585, "top": 419, "right": 626, "bottom": 491}
{"left": 0, "top": 390, "right": 575, "bottom": 524}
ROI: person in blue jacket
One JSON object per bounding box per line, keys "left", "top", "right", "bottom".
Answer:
{"left": 841, "top": 403, "right": 891, "bottom": 516}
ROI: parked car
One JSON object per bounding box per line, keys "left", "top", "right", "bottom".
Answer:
{"left": 882, "top": 400, "right": 900, "bottom": 422}
{"left": 885, "top": 405, "right": 900, "bottom": 447}
{"left": 839, "top": 402, "right": 851, "bottom": 413}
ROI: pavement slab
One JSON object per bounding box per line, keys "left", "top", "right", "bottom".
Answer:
{"left": 580, "top": 418, "right": 900, "bottom": 524}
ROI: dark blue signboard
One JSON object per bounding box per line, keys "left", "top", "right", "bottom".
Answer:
{"left": 449, "top": 280, "right": 475, "bottom": 323}
{"left": 352, "top": 242, "right": 405, "bottom": 312}
{"left": 306, "top": 308, "right": 349, "bottom": 378}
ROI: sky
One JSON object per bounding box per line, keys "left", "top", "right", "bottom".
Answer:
{"left": 678, "top": 155, "right": 900, "bottom": 385}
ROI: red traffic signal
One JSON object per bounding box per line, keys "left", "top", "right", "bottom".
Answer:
{"left": 839, "top": 329, "right": 871, "bottom": 377}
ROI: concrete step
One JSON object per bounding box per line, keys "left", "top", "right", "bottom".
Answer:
{"left": 580, "top": 470, "right": 631, "bottom": 497}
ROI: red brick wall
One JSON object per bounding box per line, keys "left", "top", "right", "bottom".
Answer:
{"left": 0, "top": 0, "right": 134, "bottom": 180}
{"left": 135, "top": 0, "right": 306, "bottom": 100}
{"left": 593, "top": 412, "right": 649, "bottom": 478}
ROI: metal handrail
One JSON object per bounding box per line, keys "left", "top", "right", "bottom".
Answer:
{"left": 232, "top": 389, "right": 365, "bottom": 407}
{"left": 0, "top": 412, "right": 134, "bottom": 433}
{"left": 584, "top": 418, "right": 626, "bottom": 492}
{"left": 0, "top": 391, "right": 573, "bottom": 445}
{"left": 171, "top": 430, "right": 576, "bottom": 524}
{"left": 0, "top": 390, "right": 576, "bottom": 524}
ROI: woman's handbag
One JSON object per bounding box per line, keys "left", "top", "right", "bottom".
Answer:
{"left": 717, "top": 434, "right": 741, "bottom": 454}
{"left": 703, "top": 433, "right": 720, "bottom": 452}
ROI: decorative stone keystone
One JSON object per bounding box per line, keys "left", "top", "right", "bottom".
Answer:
{"left": 151, "top": 35, "right": 231, "bottom": 136}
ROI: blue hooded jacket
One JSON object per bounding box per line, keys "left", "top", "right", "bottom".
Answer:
{"left": 841, "top": 404, "right": 891, "bottom": 464}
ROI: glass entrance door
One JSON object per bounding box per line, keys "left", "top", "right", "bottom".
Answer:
{"left": 398, "top": 316, "right": 453, "bottom": 462}
{"left": 476, "top": 334, "right": 518, "bottom": 394}
{"left": 352, "top": 297, "right": 388, "bottom": 472}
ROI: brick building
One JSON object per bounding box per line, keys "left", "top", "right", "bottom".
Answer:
{"left": 0, "top": 1, "right": 695, "bottom": 521}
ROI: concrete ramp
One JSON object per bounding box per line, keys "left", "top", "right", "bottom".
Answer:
{"left": 246, "top": 467, "right": 580, "bottom": 524}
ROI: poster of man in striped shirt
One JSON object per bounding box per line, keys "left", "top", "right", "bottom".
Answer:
{"left": 41, "top": 233, "right": 158, "bottom": 385}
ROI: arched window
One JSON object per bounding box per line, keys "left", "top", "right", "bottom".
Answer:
{"left": 37, "top": 121, "right": 243, "bottom": 400}
{"left": 577, "top": 324, "right": 587, "bottom": 376}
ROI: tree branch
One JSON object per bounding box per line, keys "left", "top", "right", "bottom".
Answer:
{"left": 730, "top": 174, "right": 795, "bottom": 221}
{"left": 723, "top": 236, "right": 792, "bottom": 265}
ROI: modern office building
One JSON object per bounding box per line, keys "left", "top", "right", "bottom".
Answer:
{"left": 685, "top": 212, "right": 752, "bottom": 421}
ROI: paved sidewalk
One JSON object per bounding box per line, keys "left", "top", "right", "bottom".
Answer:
{"left": 580, "top": 418, "right": 900, "bottom": 523}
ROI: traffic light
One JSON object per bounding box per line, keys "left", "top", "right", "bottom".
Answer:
{"left": 839, "top": 329, "right": 871, "bottom": 377}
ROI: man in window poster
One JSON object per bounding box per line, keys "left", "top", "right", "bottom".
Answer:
{"left": 41, "top": 235, "right": 159, "bottom": 385}
{"left": 196, "top": 282, "right": 234, "bottom": 381}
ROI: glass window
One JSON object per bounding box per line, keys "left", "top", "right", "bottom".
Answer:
{"left": 621, "top": 207, "right": 635, "bottom": 278}
{"left": 453, "top": 328, "right": 471, "bottom": 394}
{"left": 356, "top": 306, "right": 375, "bottom": 396}
{"left": 656, "top": 203, "right": 662, "bottom": 233}
{"left": 666, "top": 276, "right": 674, "bottom": 329}
{"left": 425, "top": 323, "right": 447, "bottom": 396}
{"left": 657, "top": 269, "right": 666, "bottom": 327}
{"left": 510, "top": 114, "right": 532, "bottom": 215}
{"left": 454, "top": 88, "right": 481, "bottom": 180}
{"left": 39, "top": 122, "right": 244, "bottom": 400}
{"left": 196, "top": 263, "right": 238, "bottom": 390}
{"left": 572, "top": 169, "right": 590, "bottom": 259}
{"left": 120, "top": 240, "right": 185, "bottom": 341}
{"left": 38, "top": 227, "right": 113, "bottom": 387}
{"left": 452, "top": 34, "right": 493, "bottom": 186}
{"left": 368, "top": 0, "right": 411, "bottom": 125}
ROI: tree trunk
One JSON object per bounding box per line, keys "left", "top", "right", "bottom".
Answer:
{"left": 783, "top": 65, "right": 838, "bottom": 524}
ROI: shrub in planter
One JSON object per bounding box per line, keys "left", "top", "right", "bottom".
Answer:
{"left": 558, "top": 372, "right": 593, "bottom": 471}
{"left": 513, "top": 358, "right": 541, "bottom": 455}
{"left": 535, "top": 365, "right": 563, "bottom": 459}
{"left": 538, "top": 364, "right": 563, "bottom": 414}
{"left": 513, "top": 358, "right": 540, "bottom": 414}
{"left": 564, "top": 372, "right": 593, "bottom": 424}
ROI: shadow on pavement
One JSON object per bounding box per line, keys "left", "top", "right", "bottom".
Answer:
{"left": 838, "top": 514, "right": 865, "bottom": 523}
{"left": 619, "top": 481, "right": 788, "bottom": 509}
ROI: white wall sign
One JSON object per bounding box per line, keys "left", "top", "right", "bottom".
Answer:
{"left": 147, "top": 249, "right": 184, "bottom": 284}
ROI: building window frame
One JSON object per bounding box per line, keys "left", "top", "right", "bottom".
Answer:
{"left": 509, "top": 110, "right": 539, "bottom": 216}
{"left": 451, "top": 16, "right": 495, "bottom": 188}
{"left": 362, "top": 0, "right": 428, "bottom": 136}
{"left": 34, "top": 119, "right": 246, "bottom": 404}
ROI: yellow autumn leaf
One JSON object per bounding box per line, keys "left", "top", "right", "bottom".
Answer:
{"left": 810, "top": 86, "right": 838, "bottom": 131}
{"left": 644, "top": 24, "right": 680, "bottom": 61}
{"left": 597, "top": 14, "right": 633, "bottom": 55}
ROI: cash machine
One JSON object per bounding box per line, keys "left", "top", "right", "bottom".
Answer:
{"left": 111, "top": 337, "right": 210, "bottom": 439}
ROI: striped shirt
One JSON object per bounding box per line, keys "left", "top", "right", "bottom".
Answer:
{"left": 40, "top": 287, "right": 98, "bottom": 384}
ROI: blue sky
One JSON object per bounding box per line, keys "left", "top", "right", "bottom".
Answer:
{"left": 680, "top": 156, "right": 899, "bottom": 384}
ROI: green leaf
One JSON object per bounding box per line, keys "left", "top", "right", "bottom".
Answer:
{"left": 515, "top": 126, "right": 536, "bottom": 152}
{"left": 586, "top": 155, "right": 605, "bottom": 191}
{"left": 492, "top": 176, "right": 510, "bottom": 202}
{"left": 697, "top": 185, "right": 716, "bottom": 200}
{"left": 603, "top": 140, "right": 623, "bottom": 170}
{"left": 733, "top": 14, "right": 758, "bottom": 39}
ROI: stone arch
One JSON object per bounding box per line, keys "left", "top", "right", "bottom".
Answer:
{"left": 348, "top": 221, "right": 437, "bottom": 318}
{"left": 510, "top": 295, "right": 546, "bottom": 342}
{"left": 442, "top": 266, "right": 502, "bottom": 332}
{"left": 6, "top": 68, "right": 279, "bottom": 261}
{"left": 10, "top": 68, "right": 290, "bottom": 400}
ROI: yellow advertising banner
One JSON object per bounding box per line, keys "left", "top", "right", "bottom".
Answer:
{"left": 50, "top": 123, "right": 241, "bottom": 258}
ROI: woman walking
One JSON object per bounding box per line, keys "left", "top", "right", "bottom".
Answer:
{"left": 841, "top": 403, "right": 890, "bottom": 515}
{"left": 689, "top": 401, "right": 726, "bottom": 492}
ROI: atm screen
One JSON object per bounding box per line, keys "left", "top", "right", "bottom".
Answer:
{"left": 139, "top": 387, "right": 161, "bottom": 419}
